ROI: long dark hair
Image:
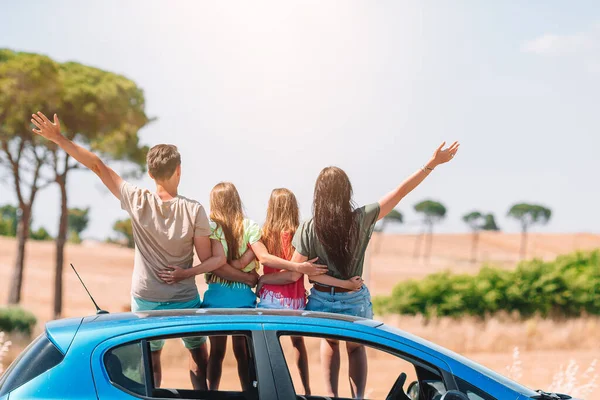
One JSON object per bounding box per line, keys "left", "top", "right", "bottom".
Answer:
{"left": 313, "top": 166, "right": 358, "bottom": 278}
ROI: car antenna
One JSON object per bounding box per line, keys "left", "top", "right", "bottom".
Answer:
{"left": 70, "top": 263, "right": 109, "bottom": 315}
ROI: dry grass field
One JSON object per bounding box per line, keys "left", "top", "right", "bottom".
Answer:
{"left": 1, "top": 232, "right": 599, "bottom": 397}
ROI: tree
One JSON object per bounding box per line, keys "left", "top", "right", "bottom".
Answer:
{"left": 462, "top": 211, "right": 500, "bottom": 264}
{"left": 373, "top": 209, "right": 403, "bottom": 254}
{"left": 0, "top": 50, "right": 61, "bottom": 304}
{"left": 49, "top": 61, "right": 150, "bottom": 318}
{"left": 113, "top": 218, "right": 134, "bottom": 248}
{"left": 1, "top": 49, "right": 150, "bottom": 315}
{"left": 414, "top": 200, "right": 446, "bottom": 263}
{"left": 482, "top": 213, "right": 500, "bottom": 231}
{"left": 507, "top": 203, "right": 552, "bottom": 260}
{"left": 0, "top": 205, "right": 17, "bottom": 237}
{"left": 463, "top": 211, "right": 484, "bottom": 264}
{"left": 67, "top": 207, "right": 89, "bottom": 244}
{"left": 376, "top": 209, "right": 404, "bottom": 232}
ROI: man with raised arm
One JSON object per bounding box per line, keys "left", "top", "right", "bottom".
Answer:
{"left": 30, "top": 111, "right": 258, "bottom": 390}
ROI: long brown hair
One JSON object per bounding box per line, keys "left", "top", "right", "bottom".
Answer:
{"left": 313, "top": 166, "right": 358, "bottom": 277}
{"left": 262, "top": 188, "right": 300, "bottom": 259}
{"left": 210, "top": 182, "right": 245, "bottom": 261}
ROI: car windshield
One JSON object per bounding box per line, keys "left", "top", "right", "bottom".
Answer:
{"left": 378, "top": 324, "right": 541, "bottom": 398}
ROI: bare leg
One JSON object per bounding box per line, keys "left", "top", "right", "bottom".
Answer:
{"left": 232, "top": 336, "right": 250, "bottom": 391}
{"left": 207, "top": 336, "right": 227, "bottom": 390}
{"left": 346, "top": 342, "right": 368, "bottom": 399}
{"left": 321, "top": 338, "right": 340, "bottom": 397}
{"left": 188, "top": 343, "right": 208, "bottom": 390}
{"left": 151, "top": 349, "right": 162, "bottom": 388}
{"left": 291, "top": 336, "right": 311, "bottom": 396}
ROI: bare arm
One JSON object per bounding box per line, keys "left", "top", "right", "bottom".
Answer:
{"left": 259, "top": 271, "right": 303, "bottom": 286}
{"left": 250, "top": 241, "right": 327, "bottom": 276}
{"left": 289, "top": 251, "right": 362, "bottom": 290}
{"left": 159, "top": 239, "right": 227, "bottom": 283}
{"left": 211, "top": 265, "right": 259, "bottom": 287}
{"left": 230, "top": 247, "right": 257, "bottom": 270}
{"left": 31, "top": 112, "right": 123, "bottom": 198}
{"left": 378, "top": 141, "right": 459, "bottom": 220}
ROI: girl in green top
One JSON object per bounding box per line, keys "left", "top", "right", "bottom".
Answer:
{"left": 202, "top": 182, "right": 261, "bottom": 391}
{"left": 202, "top": 182, "right": 342, "bottom": 391}
{"left": 291, "top": 141, "right": 459, "bottom": 399}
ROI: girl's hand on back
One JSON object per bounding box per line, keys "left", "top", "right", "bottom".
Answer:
{"left": 256, "top": 276, "right": 264, "bottom": 294}
{"left": 159, "top": 265, "right": 191, "bottom": 284}
{"left": 298, "top": 258, "right": 329, "bottom": 276}
{"left": 347, "top": 276, "right": 364, "bottom": 291}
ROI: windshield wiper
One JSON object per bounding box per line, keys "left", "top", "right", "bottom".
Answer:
{"left": 531, "top": 390, "right": 572, "bottom": 399}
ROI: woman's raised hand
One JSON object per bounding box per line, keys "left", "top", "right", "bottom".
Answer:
{"left": 430, "top": 141, "right": 460, "bottom": 167}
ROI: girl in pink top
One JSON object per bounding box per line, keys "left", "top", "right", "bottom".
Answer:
{"left": 254, "top": 188, "right": 362, "bottom": 395}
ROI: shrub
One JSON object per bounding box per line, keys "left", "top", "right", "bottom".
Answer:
{"left": 0, "top": 307, "right": 37, "bottom": 336}
{"left": 374, "top": 250, "right": 600, "bottom": 318}
{"left": 30, "top": 227, "right": 52, "bottom": 241}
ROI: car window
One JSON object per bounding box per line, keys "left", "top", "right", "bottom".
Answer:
{"left": 105, "top": 342, "right": 147, "bottom": 396}
{"left": 0, "top": 334, "right": 64, "bottom": 396}
{"left": 103, "top": 333, "right": 257, "bottom": 400}
{"left": 278, "top": 334, "right": 446, "bottom": 400}
{"left": 455, "top": 377, "right": 496, "bottom": 400}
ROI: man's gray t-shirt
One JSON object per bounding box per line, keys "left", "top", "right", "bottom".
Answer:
{"left": 119, "top": 181, "right": 211, "bottom": 302}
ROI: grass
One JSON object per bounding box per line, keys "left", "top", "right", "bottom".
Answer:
{"left": 506, "top": 346, "right": 598, "bottom": 398}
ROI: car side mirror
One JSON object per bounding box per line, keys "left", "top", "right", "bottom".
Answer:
{"left": 407, "top": 381, "right": 419, "bottom": 400}
{"left": 440, "top": 390, "right": 470, "bottom": 400}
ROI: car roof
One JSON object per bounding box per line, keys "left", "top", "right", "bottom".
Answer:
{"left": 79, "top": 308, "right": 383, "bottom": 327}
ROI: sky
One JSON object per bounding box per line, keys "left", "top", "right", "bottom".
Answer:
{"left": 0, "top": 1, "right": 599, "bottom": 239}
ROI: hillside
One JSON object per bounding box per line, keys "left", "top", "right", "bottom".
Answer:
{"left": 1, "top": 232, "right": 600, "bottom": 321}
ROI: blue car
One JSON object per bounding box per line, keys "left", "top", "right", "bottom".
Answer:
{"left": 0, "top": 309, "right": 574, "bottom": 400}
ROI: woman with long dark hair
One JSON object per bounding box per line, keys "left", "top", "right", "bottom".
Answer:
{"left": 291, "top": 141, "right": 459, "bottom": 398}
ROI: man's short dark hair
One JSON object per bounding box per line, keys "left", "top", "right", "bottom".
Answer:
{"left": 146, "top": 144, "right": 181, "bottom": 180}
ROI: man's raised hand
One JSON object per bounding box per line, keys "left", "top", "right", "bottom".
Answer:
{"left": 31, "top": 112, "right": 63, "bottom": 143}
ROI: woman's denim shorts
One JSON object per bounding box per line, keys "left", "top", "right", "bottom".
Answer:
{"left": 305, "top": 285, "right": 373, "bottom": 319}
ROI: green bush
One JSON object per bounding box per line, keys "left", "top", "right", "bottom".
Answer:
{"left": 0, "top": 307, "right": 37, "bottom": 336}
{"left": 374, "top": 250, "right": 600, "bottom": 318}
{"left": 30, "top": 227, "right": 52, "bottom": 241}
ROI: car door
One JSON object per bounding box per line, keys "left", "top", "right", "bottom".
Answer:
{"left": 261, "top": 323, "right": 455, "bottom": 400}
{"left": 91, "top": 322, "right": 278, "bottom": 400}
